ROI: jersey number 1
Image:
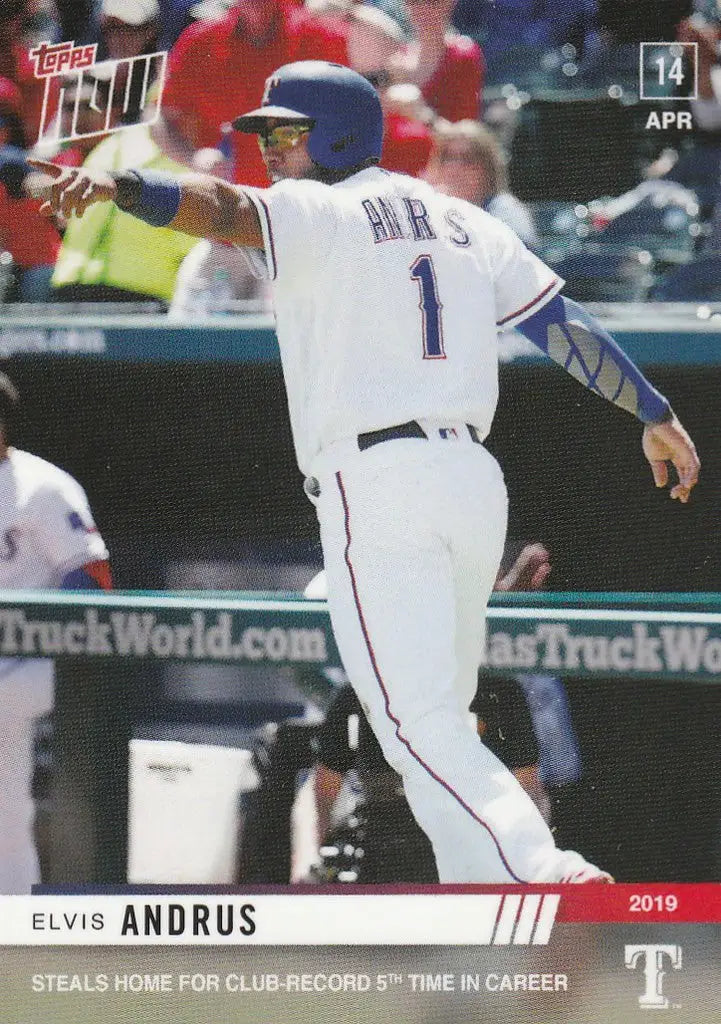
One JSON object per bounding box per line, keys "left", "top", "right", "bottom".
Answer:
{"left": 410, "top": 255, "right": 445, "bottom": 359}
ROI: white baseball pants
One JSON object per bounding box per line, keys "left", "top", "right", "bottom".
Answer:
{"left": 310, "top": 425, "right": 571, "bottom": 883}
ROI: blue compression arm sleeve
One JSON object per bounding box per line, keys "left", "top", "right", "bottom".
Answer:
{"left": 517, "top": 294, "right": 672, "bottom": 424}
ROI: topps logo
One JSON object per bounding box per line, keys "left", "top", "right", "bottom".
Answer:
{"left": 29, "top": 40, "right": 167, "bottom": 145}
{"left": 30, "top": 40, "right": 98, "bottom": 76}
{"left": 625, "top": 944, "right": 683, "bottom": 1010}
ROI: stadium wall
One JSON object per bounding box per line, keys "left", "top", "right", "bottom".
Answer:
{"left": 1, "top": 355, "right": 716, "bottom": 592}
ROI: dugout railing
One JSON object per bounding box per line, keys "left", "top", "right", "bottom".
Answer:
{"left": 1, "top": 306, "right": 720, "bottom": 593}
{"left": 5, "top": 588, "right": 721, "bottom": 885}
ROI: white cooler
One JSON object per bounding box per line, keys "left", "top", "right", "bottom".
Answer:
{"left": 128, "top": 739, "right": 259, "bottom": 883}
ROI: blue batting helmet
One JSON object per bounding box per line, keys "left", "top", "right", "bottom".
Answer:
{"left": 232, "top": 60, "right": 383, "bottom": 172}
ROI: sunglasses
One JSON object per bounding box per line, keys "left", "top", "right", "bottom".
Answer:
{"left": 258, "top": 124, "right": 311, "bottom": 152}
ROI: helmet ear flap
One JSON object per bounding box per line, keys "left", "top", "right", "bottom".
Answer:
{"left": 330, "top": 133, "right": 356, "bottom": 154}
{"left": 307, "top": 109, "right": 382, "bottom": 172}
{"left": 306, "top": 129, "right": 357, "bottom": 170}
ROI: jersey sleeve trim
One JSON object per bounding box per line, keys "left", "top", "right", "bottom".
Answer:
{"left": 497, "top": 277, "right": 564, "bottom": 330}
{"left": 61, "top": 559, "right": 113, "bottom": 591}
{"left": 243, "top": 189, "right": 278, "bottom": 280}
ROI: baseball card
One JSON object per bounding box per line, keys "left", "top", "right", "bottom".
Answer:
{"left": 0, "top": 0, "right": 720, "bottom": 1020}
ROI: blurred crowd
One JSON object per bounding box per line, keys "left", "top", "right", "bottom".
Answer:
{"left": 2, "top": 0, "right": 721, "bottom": 308}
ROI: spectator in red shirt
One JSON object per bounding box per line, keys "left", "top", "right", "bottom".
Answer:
{"left": 0, "top": 0, "right": 55, "bottom": 144}
{"left": 0, "top": 78, "right": 23, "bottom": 141}
{"left": 345, "top": 4, "right": 433, "bottom": 176}
{"left": 0, "top": 86, "right": 60, "bottom": 302}
{"left": 378, "top": 81, "right": 434, "bottom": 176}
{"left": 154, "top": 0, "right": 348, "bottom": 185}
{"left": 390, "top": 0, "right": 483, "bottom": 122}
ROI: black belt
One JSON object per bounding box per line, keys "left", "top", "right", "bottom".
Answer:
{"left": 358, "top": 420, "right": 481, "bottom": 451}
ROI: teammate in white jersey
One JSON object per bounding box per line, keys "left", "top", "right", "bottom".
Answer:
{"left": 31, "top": 61, "right": 700, "bottom": 882}
{"left": 0, "top": 374, "right": 111, "bottom": 893}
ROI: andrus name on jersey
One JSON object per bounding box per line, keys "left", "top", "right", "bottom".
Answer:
{"left": 361, "top": 196, "right": 470, "bottom": 247}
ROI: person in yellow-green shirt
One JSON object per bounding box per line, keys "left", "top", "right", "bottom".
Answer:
{"left": 51, "top": 123, "right": 196, "bottom": 307}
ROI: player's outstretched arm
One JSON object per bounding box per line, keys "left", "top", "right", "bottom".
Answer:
{"left": 517, "top": 294, "right": 700, "bottom": 502}
{"left": 27, "top": 160, "right": 264, "bottom": 248}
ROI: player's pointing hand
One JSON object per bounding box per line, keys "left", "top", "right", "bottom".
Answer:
{"left": 642, "top": 415, "right": 700, "bottom": 503}
{"left": 27, "top": 159, "right": 117, "bottom": 219}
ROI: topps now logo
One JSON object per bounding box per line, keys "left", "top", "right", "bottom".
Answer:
{"left": 29, "top": 40, "right": 167, "bottom": 144}
{"left": 625, "top": 945, "right": 683, "bottom": 1010}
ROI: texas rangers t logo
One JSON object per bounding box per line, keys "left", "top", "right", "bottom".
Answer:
{"left": 262, "top": 75, "right": 280, "bottom": 105}
{"left": 625, "top": 944, "right": 683, "bottom": 1009}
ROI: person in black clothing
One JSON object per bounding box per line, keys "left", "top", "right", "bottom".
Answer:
{"left": 311, "top": 676, "right": 544, "bottom": 883}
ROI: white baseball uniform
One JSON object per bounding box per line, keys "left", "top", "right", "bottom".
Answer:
{"left": 245, "top": 166, "right": 598, "bottom": 882}
{"left": 0, "top": 448, "right": 108, "bottom": 893}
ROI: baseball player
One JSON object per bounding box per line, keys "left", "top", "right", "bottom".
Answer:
{"left": 31, "top": 61, "right": 700, "bottom": 882}
{"left": 0, "top": 373, "right": 111, "bottom": 893}
{"left": 306, "top": 544, "right": 556, "bottom": 884}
